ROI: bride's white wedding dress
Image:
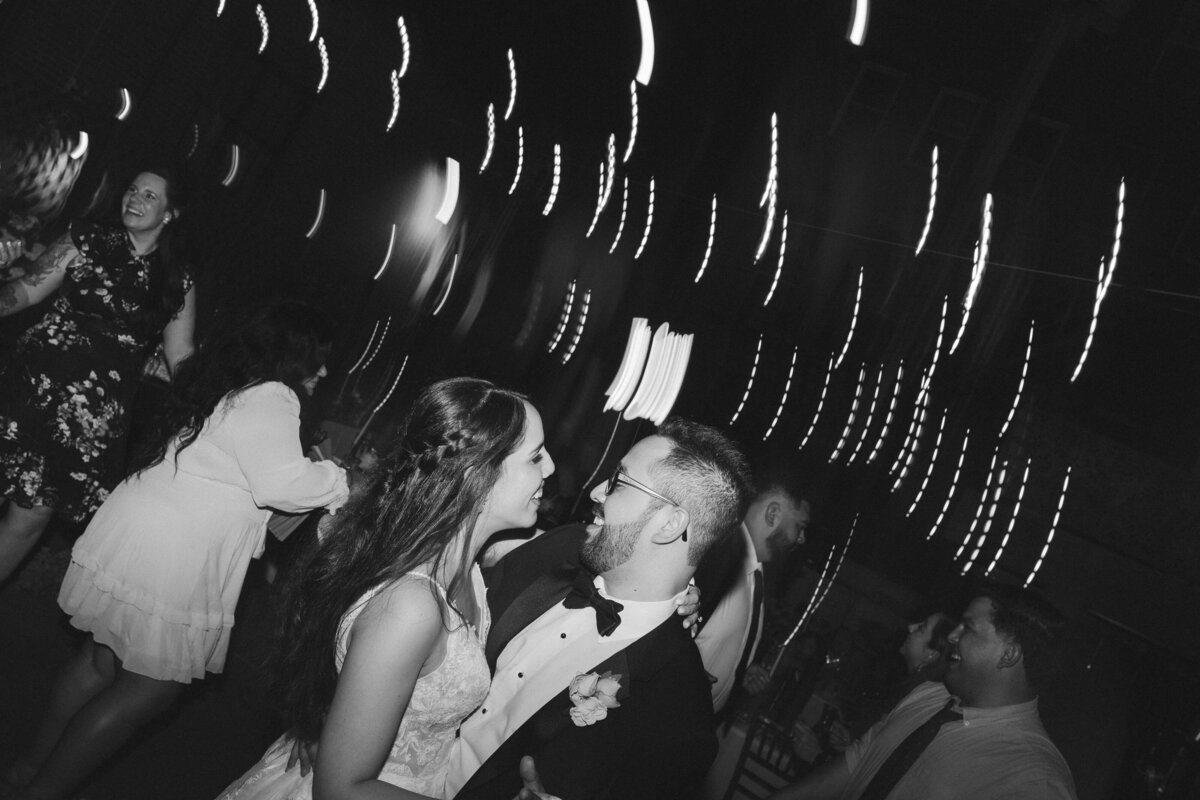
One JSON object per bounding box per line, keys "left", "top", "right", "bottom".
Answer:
{"left": 218, "top": 566, "right": 490, "bottom": 799}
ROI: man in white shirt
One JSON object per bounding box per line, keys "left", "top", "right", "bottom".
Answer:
{"left": 447, "top": 418, "right": 752, "bottom": 800}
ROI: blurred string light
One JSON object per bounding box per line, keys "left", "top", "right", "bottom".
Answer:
{"left": 386, "top": 70, "right": 401, "bottom": 131}
{"left": 694, "top": 195, "right": 718, "bottom": 282}
{"left": 69, "top": 132, "right": 90, "bottom": 160}
{"left": 867, "top": 361, "right": 903, "bottom": 464}
{"left": 773, "top": 546, "right": 836, "bottom": 676}
{"left": 435, "top": 158, "right": 460, "bottom": 224}
{"left": 729, "top": 334, "right": 764, "bottom": 425}
{"left": 609, "top": 176, "right": 629, "bottom": 253}
{"left": 347, "top": 318, "right": 386, "bottom": 373}
{"left": 431, "top": 253, "right": 458, "bottom": 316}
{"left": 763, "top": 346, "right": 798, "bottom": 441}
{"left": 115, "top": 88, "right": 133, "bottom": 121}
{"left": 547, "top": 281, "right": 577, "bottom": 353}
{"left": 1071, "top": 179, "right": 1124, "bottom": 382}
{"left": 929, "top": 295, "right": 948, "bottom": 378}
{"left": 906, "top": 408, "right": 946, "bottom": 516}
{"left": 928, "top": 429, "right": 970, "bottom": 539}
{"left": 304, "top": 189, "right": 326, "bottom": 239}
{"left": 834, "top": 267, "right": 863, "bottom": 369}
{"left": 216, "top": 0, "right": 226, "bottom": 17}
{"left": 542, "top": 144, "right": 562, "bottom": 216}
{"left": 357, "top": 318, "right": 391, "bottom": 372}
{"left": 623, "top": 82, "right": 639, "bottom": 163}
{"left": 963, "top": 458, "right": 1010, "bottom": 574}
{"left": 986, "top": 457, "right": 1030, "bottom": 576}
{"left": 828, "top": 364, "right": 866, "bottom": 462}
{"left": 604, "top": 318, "right": 653, "bottom": 413}
{"left": 950, "top": 192, "right": 993, "bottom": 355}
{"left": 507, "top": 127, "right": 524, "bottom": 195}
{"left": 763, "top": 211, "right": 787, "bottom": 307}
{"left": 634, "top": 177, "right": 655, "bottom": 259}
{"left": 1025, "top": 466, "right": 1071, "bottom": 588}
{"left": 396, "top": 16, "right": 411, "bottom": 77}
{"left": 891, "top": 370, "right": 931, "bottom": 489}
{"left": 504, "top": 48, "right": 517, "bottom": 120}
{"left": 307, "top": 0, "right": 319, "bottom": 41}
{"left": 846, "top": 0, "right": 870, "bottom": 46}
{"left": 221, "top": 144, "right": 240, "bottom": 186}
{"left": 586, "top": 164, "right": 606, "bottom": 237}
{"left": 798, "top": 353, "right": 836, "bottom": 450}
{"left": 795, "top": 514, "right": 859, "bottom": 635}
{"left": 480, "top": 104, "right": 496, "bottom": 173}
{"left": 999, "top": 320, "right": 1034, "bottom": 439}
{"left": 915, "top": 145, "right": 938, "bottom": 255}
{"left": 316, "top": 37, "right": 330, "bottom": 92}
{"left": 353, "top": 354, "right": 410, "bottom": 448}
{"left": 603, "top": 134, "right": 617, "bottom": 209}
{"left": 848, "top": 364, "right": 884, "bottom": 464}
{"left": 186, "top": 124, "right": 200, "bottom": 160}
{"left": 562, "top": 289, "right": 592, "bottom": 364}
{"left": 754, "top": 113, "right": 779, "bottom": 263}
{"left": 955, "top": 446, "right": 1000, "bottom": 559}
{"left": 373, "top": 224, "right": 396, "bottom": 280}
{"left": 623, "top": 323, "right": 694, "bottom": 425}
{"left": 255, "top": 4, "right": 269, "bottom": 53}
{"left": 634, "top": 0, "right": 655, "bottom": 85}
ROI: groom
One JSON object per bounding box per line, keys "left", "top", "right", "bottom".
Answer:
{"left": 446, "top": 418, "right": 752, "bottom": 800}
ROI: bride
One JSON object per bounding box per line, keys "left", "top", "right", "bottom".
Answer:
{"left": 220, "top": 377, "right": 555, "bottom": 799}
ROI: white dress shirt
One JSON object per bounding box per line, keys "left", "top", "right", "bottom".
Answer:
{"left": 694, "top": 523, "right": 761, "bottom": 711}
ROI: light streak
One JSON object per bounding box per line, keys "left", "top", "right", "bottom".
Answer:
{"left": 950, "top": 193, "right": 993, "bottom": 355}
{"left": 773, "top": 546, "right": 837, "bottom": 675}
{"left": 542, "top": 144, "right": 562, "bottom": 215}
{"left": 69, "top": 132, "right": 89, "bottom": 160}
{"left": 347, "top": 319, "right": 385, "bottom": 373}
{"left": 370, "top": 355, "right": 409, "bottom": 415}
{"left": 623, "top": 81, "right": 639, "bottom": 163}
{"left": 954, "top": 446, "right": 1000, "bottom": 560}
{"left": 834, "top": 266, "right": 863, "bottom": 369}
{"left": 1070, "top": 179, "right": 1124, "bottom": 383}
{"left": 764, "top": 346, "right": 798, "bottom": 441}
{"left": 220, "top": 144, "right": 240, "bottom": 186}
{"left": 316, "top": 37, "right": 330, "bottom": 93}
{"left": 848, "top": 364, "right": 884, "bottom": 464}
{"left": 986, "top": 458, "right": 1030, "bottom": 576}
{"left": 927, "top": 429, "right": 970, "bottom": 540}
{"left": 305, "top": 189, "right": 327, "bottom": 239}
{"left": 729, "top": 334, "right": 764, "bottom": 425}
{"left": 930, "top": 295, "right": 948, "bottom": 379}
{"left": 504, "top": 48, "right": 517, "bottom": 120}
{"left": 763, "top": 211, "right": 787, "bottom": 306}
{"left": 435, "top": 158, "right": 460, "bottom": 224}
{"left": 867, "top": 360, "right": 903, "bottom": 463}
{"left": 915, "top": 146, "right": 938, "bottom": 255}
{"left": 396, "top": 17, "right": 411, "bottom": 77}
{"left": 624, "top": 324, "right": 695, "bottom": 425}
{"left": 694, "top": 195, "right": 718, "bottom": 282}
{"left": 307, "top": 0, "right": 319, "bottom": 42}
{"left": 604, "top": 318, "right": 652, "bottom": 412}
{"left": 586, "top": 163, "right": 606, "bottom": 237}
{"left": 1025, "top": 466, "right": 1072, "bottom": 588}
{"left": 255, "top": 4, "right": 269, "bottom": 53}
{"left": 186, "top": 124, "right": 200, "bottom": 160}
{"left": 547, "top": 281, "right": 577, "bottom": 353}
{"left": 372, "top": 224, "right": 396, "bottom": 280}
{"left": 999, "top": 320, "right": 1034, "bottom": 439}
{"left": 609, "top": 176, "right": 629, "bottom": 253}
{"left": 890, "top": 370, "right": 930, "bottom": 484}
{"left": 116, "top": 88, "right": 132, "bottom": 121}
{"left": 634, "top": 177, "right": 655, "bottom": 259}
{"left": 754, "top": 113, "right": 779, "bottom": 263}
{"left": 798, "top": 354, "right": 836, "bottom": 450}
{"left": 562, "top": 290, "right": 592, "bottom": 364}
{"left": 828, "top": 364, "right": 866, "bottom": 462}
{"left": 634, "top": 0, "right": 655, "bottom": 85}
{"left": 792, "top": 514, "right": 860, "bottom": 637}
{"left": 847, "top": 0, "right": 870, "bottom": 46}
{"left": 962, "top": 458, "right": 1009, "bottom": 574}
{"left": 507, "top": 127, "right": 524, "bottom": 195}
{"left": 432, "top": 253, "right": 458, "bottom": 316}
{"left": 386, "top": 70, "right": 401, "bottom": 131}
{"left": 480, "top": 104, "right": 496, "bottom": 173}
{"left": 358, "top": 318, "right": 391, "bottom": 372}
{"left": 603, "top": 134, "right": 617, "bottom": 209}
{"left": 216, "top": 0, "right": 225, "bottom": 17}
{"left": 906, "top": 408, "right": 946, "bottom": 516}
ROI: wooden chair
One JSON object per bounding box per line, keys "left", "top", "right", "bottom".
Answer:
{"left": 722, "top": 717, "right": 806, "bottom": 800}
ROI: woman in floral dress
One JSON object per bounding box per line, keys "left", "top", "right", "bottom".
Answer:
{"left": 0, "top": 168, "right": 196, "bottom": 583}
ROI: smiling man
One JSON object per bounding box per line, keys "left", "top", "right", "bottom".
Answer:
{"left": 446, "top": 418, "right": 752, "bottom": 800}
{"left": 768, "top": 584, "right": 1077, "bottom": 800}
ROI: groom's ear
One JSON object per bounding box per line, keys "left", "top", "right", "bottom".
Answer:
{"left": 650, "top": 505, "right": 690, "bottom": 545}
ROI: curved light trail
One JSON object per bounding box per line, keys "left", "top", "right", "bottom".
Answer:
{"left": 220, "top": 143, "right": 240, "bottom": 186}
{"left": 69, "top": 132, "right": 90, "bottom": 160}
{"left": 372, "top": 224, "right": 397, "bottom": 280}
{"left": 927, "top": 429, "right": 970, "bottom": 540}
{"left": 999, "top": 320, "right": 1034, "bottom": 439}
{"left": 729, "top": 334, "right": 764, "bottom": 425}
{"left": 547, "top": 281, "right": 577, "bottom": 353}
{"left": 347, "top": 319, "right": 385, "bottom": 374}
{"left": 1025, "top": 466, "right": 1071, "bottom": 588}
{"left": 834, "top": 267, "right": 863, "bottom": 370}
{"left": 542, "top": 144, "right": 562, "bottom": 216}
{"left": 623, "top": 81, "right": 639, "bottom": 163}
{"left": 255, "top": 5, "right": 269, "bottom": 54}
{"left": 906, "top": 408, "right": 946, "bottom": 516}
{"left": 435, "top": 158, "right": 460, "bottom": 224}
{"left": 763, "top": 346, "right": 798, "bottom": 441}
{"left": 694, "top": 195, "right": 718, "bottom": 283}
{"left": 609, "top": 176, "right": 629, "bottom": 253}
{"left": 634, "top": 0, "right": 655, "bottom": 85}
{"left": 915, "top": 145, "right": 938, "bottom": 255}
{"left": 763, "top": 211, "right": 788, "bottom": 307}
{"left": 754, "top": 113, "right": 779, "bottom": 263}
{"left": 848, "top": 364, "right": 884, "bottom": 464}
{"left": 305, "top": 189, "right": 327, "bottom": 239}
{"left": 950, "top": 192, "right": 993, "bottom": 355}
{"left": 562, "top": 289, "right": 592, "bottom": 364}
{"left": 1070, "top": 179, "right": 1124, "bottom": 383}
{"left": 432, "top": 253, "right": 459, "bottom": 316}
{"left": 396, "top": 16, "right": 411, "bottom": 77}
{"left": 585, "top": 163, "right": 606, "bottom": 238}
{"left": 954, "top": 447, "right": 1000, "bottom": 559}
{"left": 962, "top": 457, "right": 1010, "bottom": 574}
{"left": 829, "top": 364, "right": 867, "bottom": 462}
{"left": 867, "top": 361, "right": 903, "bottom": 464}
{"left": 507, "top": 127, "right": 524, "bottom": 195}
{"left": 846, "top": 0, "right": 870, "bottom": 46}
{"left": 798, "top": 354, "right": 836, "bottom": 450}
{"left": 116, "top": 88, "right": 133, "bottom": 121}
{"left": 504, "top": 48, "right": 517, "bottom": 120}
{"left": 387, "top": 70, "right": 401, "bottom": 131}
{"left": 307, "top": 0, "right": 319, "bottom": 42}
{"left": 634, "top": 177, "right": 655, "bottom": 259}
{"left": 480, "top": 103, "right": 496, "bottom": 173}
{"left": 986, "top": 457, "right": 1030, "bottom": 577}
{"left": 317, "top": 37, "right": 330, "bottom": 93}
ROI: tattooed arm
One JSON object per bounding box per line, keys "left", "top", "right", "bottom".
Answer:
{"left": 0, "top": 233, "right": 76, "bottom": 318}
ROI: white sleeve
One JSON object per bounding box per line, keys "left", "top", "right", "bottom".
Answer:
{"left": 225, "top": 383, "right": 349, "bottom": 513}
{"left": 694, "top": 573, "right": 754, "bottom": 711}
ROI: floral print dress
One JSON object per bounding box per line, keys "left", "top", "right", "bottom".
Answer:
{"left": 0, "top": 223, "right": 188, "bottom": 522}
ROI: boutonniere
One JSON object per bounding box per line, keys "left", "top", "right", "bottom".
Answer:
{"left": 567, "top": 671, "right": 622, "bottom": 726}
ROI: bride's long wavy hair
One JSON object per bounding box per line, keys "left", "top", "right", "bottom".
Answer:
{"left": 275, "top": 377, "right": 529, "bottom": 741}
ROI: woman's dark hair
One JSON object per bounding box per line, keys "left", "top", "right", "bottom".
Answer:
{"left": 275, "top": 377, "right": 530, "bottom": 741}
{"left": 130, "top": 299, "right": 333, "bottom": 474}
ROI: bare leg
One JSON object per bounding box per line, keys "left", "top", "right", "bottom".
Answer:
{"left": 22, "top": 646, "right": 185, "bottom": 800}
{"left": 0, "top": 501, "right": 55, "bottom": 584}
{"left": 21, "top": 637, "right": 118, "bottom": 773}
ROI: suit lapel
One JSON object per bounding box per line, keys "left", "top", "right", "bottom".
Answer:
{"left": 485, "top": 569, "right": 572, "bottom": 672}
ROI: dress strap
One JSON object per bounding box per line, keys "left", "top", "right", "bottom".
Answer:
{"left": 406, "top": 571, "right": 449, "bottom": 597}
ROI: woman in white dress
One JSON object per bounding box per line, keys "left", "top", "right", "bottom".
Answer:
{"left": 219, "top": 376, "right": 556, "bottom": 800}
{"left": 5, "top": 301, "right": 350, "bottom": 800}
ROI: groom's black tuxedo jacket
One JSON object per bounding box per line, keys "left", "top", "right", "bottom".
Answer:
{"left": 454, "top": 524, "right": 718, "bottom": 800}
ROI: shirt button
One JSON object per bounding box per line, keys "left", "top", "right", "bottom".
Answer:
{"left": 482, "top": 708, "right": 487, "bottom": 714}
{"left": 518, "top": 672, "right": 524, "bottom": 678}
{"left": 560, "top": 633, "right": 567, "bottom": 639}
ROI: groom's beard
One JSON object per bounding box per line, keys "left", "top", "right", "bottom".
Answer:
{"left": 580, "top": 508, "right": 654, "bottom": 574}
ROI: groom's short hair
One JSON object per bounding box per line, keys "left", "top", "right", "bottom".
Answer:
{"left": 650, "top": 418, "right": 752, "bottom": 566}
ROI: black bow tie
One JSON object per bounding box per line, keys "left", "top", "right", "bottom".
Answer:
{"left": 562, "top": 569, "right": 624, "bottom": 637}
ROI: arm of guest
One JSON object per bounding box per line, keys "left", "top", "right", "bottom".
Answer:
{"left": 767, "top": 753, "right": 850, "bottom": 800}
{"left": 0, "top": 233, "right": 75, "bottom": 318}
{"left": 693, "top": 576, "right": 753, "bottom": 711}
{"left": 161, "top": 283, "right": 197, "bottom": 376}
